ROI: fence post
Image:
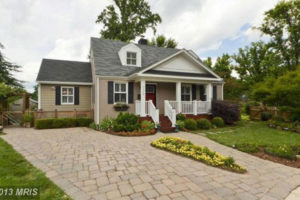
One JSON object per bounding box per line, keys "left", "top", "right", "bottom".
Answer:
{"left": 193, "top": 100, "right": 197, "bottom": 115}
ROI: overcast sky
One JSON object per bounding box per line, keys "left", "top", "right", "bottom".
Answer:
{"left": 0, "top": 0, "right": 278, "bottom": 92}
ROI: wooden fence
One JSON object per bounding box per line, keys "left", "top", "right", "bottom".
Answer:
{"left": 34, "top": 109, "right": 94, "bottom": 120}
{"left": 249, "top": 106, "right": 291, "bottom": 121}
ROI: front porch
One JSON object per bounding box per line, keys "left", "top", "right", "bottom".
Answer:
{"left": 135, "top": 80, "right": 223, "bottom": 128}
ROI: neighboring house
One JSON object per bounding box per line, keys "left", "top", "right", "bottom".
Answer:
{"left": 36, "top": 38, "right": 223, "bottom": 128}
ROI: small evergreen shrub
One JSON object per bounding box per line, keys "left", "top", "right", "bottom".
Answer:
{"left": 176, "top": 113, "right": 186, "bottom": 121}
{"left": 113, "top": 112, "right": 140, "bottom": 132}
{"left": 22, "top": 113, "right": 34, "bottom": 126}
{"left": 140, "top": 120, "right": 155, "bottom": 133}
{"left": 211, "top": 117, "right": 224, "bottom": 128}
{"left": 89, "top": 122, "right": 97, "bottom": 130}
{"left": 35, "top": 118, "right": 92, "bottom": 129}
{"left": 76, "top": 118, "right": 93, "bottom": 127}
{"left": 176, "top": 120, "right": 185, "bottom": 130}
{"left": 197, "top": 118, "right": 211, "bottom": 130}
{"left": 261, "top": 112, "right": 272, "bottom": 121}
{"left": 212, "top": 100, "right": 240, "bottom": 124}
{"left": 99, "top": 117, "right": 114, "bottom": 131}
{"left": 184, "top": 118, "right": 197, "bottom": 130}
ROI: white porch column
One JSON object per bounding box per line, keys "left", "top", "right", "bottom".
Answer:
{"left": 221, "top": 83, "right": 224, "bottom": 100}
{"left": 140, "top": 80, "right": 146, "bottom": 117}
{"left": 206, "top": 83, "right": 213, "bottom": 102}
{"left": 176, "top": 82, "right": 182, "bottom": 113}
{"left": 38, "top": 84, "right": 41, "bottom": 110}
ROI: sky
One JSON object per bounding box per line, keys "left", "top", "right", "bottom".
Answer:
{"left": 0, "top": 0, "right": 279, "bottom": 92}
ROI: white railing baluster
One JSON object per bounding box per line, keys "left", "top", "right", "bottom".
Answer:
{"left": 164, "top": 100, "right": 176, "bottom": 127}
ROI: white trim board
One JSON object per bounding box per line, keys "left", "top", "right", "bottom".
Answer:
{"left": 37, "top": 81, "right": 92, "bottom": 85}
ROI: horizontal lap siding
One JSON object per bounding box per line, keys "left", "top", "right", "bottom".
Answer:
{"left": 40, "top": 84, "right": 91, "bottom": 111}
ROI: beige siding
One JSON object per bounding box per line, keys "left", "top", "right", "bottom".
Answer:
{"left": 217, "top": 84, "right": 223, "bottom": 100}
{"left": 40, "top": 84, "right": 91, "bottom": 111}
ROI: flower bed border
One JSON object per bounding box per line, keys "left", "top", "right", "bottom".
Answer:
{"left": 151, "top": 137, "right": 247, "bottom": 174}
{"left": 105, "top": 129, "right": 156, "bottom": 137}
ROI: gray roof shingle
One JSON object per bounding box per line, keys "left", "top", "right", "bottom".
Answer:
{"left": 36, "top": 59, "right": 92, "bottom": 83}
{"left": 91, "top": 37, "right": 180, "bottom": 76}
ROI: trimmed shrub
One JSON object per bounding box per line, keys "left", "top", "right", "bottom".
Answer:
{"left": 35, "top": 117, "right": 92, "bottom": 129}
{"left": 211, "top": 117, "right": 224, "bottom": 128}
{"left": 212, "top": 100, "right": 240, "bottom": 124}
{"left": 99, "top": 117, "right": 114, "bottom": 131}
{"left": 184, "top": 118, "right": 197, "bottom": 130}
{"left": 197, "top": 118, "right": 211, "bottom": 130}
{"left": 176, "top": 113, "right": 186, "bottom": 121}
{"left": 176, "top": 120, "right": 185, "bottom": 130}
{"left": 89, "top": 122, "right": 97, "bottom": 130}
{"left": 261, "top": 112, "right": 272, "bottom": 121}
{"left": 113, "top": 112, "right": 140, "bottom": 132}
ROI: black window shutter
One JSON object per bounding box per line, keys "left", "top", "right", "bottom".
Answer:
{"left": 55, "top": 86, "right": 61, "bottom": 105}
{"left": 199, "top": 85, "right": 206, "bottom": 101}
{"left": 108, "top": 81, "right": 114, "bottom": 104}
{"left": 75, "top": 87, "right": 79, "bottom": 105}
{"left": 213, "top": 85, "right": 217, "bottom": 100}
{"left": 192, "top": 84, "right": 196, "bottom": 100}
{"left": 128, "top": 82, "right": 134, "bottom": 104}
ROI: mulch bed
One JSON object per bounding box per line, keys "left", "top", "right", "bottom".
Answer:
{"left": 251, "top": 152, "right": 300, "bottom": 168}
{"left": 105, "top": 129, "right": 157, "bottom": 137}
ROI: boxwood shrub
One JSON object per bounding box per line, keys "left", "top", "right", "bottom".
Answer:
{"left": 211, "top": 117, "right": 225, "bottom": 128}
{"left": 35, "top": 117, "right": 93, "bottom": 129}
{"left": 197, "top": 118, "right": 211, "bottom": 130}
{"left": 176, "top": 113, "right": 186, "bottom": 121}
{"left": 212, "top": 100, "right": 240, "bottom": 124}
{"left": 184, "top": 118, "right": 197, "bottom": 130}
{"left": 113, "top": 112, "right": 140, "bottom": 132}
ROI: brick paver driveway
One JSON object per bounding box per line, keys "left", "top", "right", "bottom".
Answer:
{"left": 2, "top": 127, "right": 300, "bottom": 200}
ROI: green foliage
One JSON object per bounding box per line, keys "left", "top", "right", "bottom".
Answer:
{"left": 265, "top": 145, "right": 295, "bottom": 160}
{"left": 223, "top": 78, "right": 247, "bottom": 101}
{"left": 22, "top": 113, "right": 34, "bottom": 125}
{"left": 211, "top": 117, "right": 225, "bottom": 128}
{"left": 148, "top": 35, "right": 178, "bottom": 48}
{"left": 0, "top": 83, "right": 24, "bottom": 111}
{"left": 0, "top": 138, "right": 71, "bottom": 199}
{"left": 197, "top": 118, "right": 211, "bottom": 130}
{"left": 244, "top": 101, "right": 259, "bottom": 115}
{"left": 99, "top": 117, "right": 114, "bottom": 131}
{"left": 35, "top": 118, "right": 92, "bottom": 129}
{"left": 258, "top": 0, "right": 300, "bottom": 69}
{"left": 252, "top": 67, "right": 300, "bottom": 113}
{"left": 261, "top": 112, "right": 272, "bottom": 121}
{"left": 112, "top": 112, "right": 140, "bottom": 132}
{"left": 140, "top": 120, "right": 155, "bottom": 132}
{"left": 96, "top": 0, "right": 161, "bottom": 41}
{"left": 176, "top": 120, "right": 185, "bottom": 131}
{"left": 224, "top": 157, "right": 235, "bottom": 167}
{"left": 203, "top": 57, "right": 212, "bottom": 68}
{"left": 235, "top": 143, "right": 259, "bottom": 153}
{"left": 31, "top": 84, "right": 38, "bottom": 101}
{"left": 176, "top": 113, "right": 186, "bottom": 121}
{"left": 89, "top": 122, "right": 97, "bottom": 130}
{"left": 184, "top": 118, "right": 197, "bottom": 130}
{"left": 213, "top": 54, "right": 233, "bottom": 79}
{"left": 0, "top": 43, "right": 23, "bottom": 88}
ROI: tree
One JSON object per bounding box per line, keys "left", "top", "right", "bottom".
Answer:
{"left": 0, "top": 83, "right": 23, "bottom": 111}
{"left": 232, "top": 41, "right": 281, "bottom": 86}
{"left": 257, "top": 0, "right": 300, "bottom": 69}
{"left": 203, "top": 57, "right": 212, "bottom": 68}
{"left": 148, "top": 35, "right": 178, "bottom": 48}
{"left": 0, "top": 43, "right": 23, "bottom": 88}
{"left": 96, "top": 0, "right": 161, "bottom": 42}
{"left": 213, "top": 54, "right": 232, "bottom": 79}
{"left": 31, "top": 84, "right": 38, "bottom": 101}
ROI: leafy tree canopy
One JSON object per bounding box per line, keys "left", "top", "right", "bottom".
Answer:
{"left": 0, "top": 43, "right": 23, "bottom": 88}
{"left": 257, "top": 0, "right": 300, "bottom": 69}
{"left": 0, "top": 83, "right": 24, "bottom": 111}
{"left": 213, "top": 54, "right": 232, "bottom": 79}
{"left": 203, "top": 57, "right": 212, "bottom": 68}
{"left": 148, "top": 35, "right": 178, "bottom": 48}
{"left": 96, "top": 0, "right": 161, "bottom": 42}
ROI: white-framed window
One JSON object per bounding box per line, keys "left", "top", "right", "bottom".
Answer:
{"left": 114, "top": 82, "right": 127, "bottom": 103}
{"left": 181, "top": 85, "right": 191, "bottom": 101}
{"left": 126, "top": 52, "right": 137, "bottom": 65}
{"left": 61, "top": 86, "right": 74, "bottom": 104}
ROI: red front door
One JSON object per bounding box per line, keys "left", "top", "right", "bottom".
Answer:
{"left": 146, "top": 85, "right": 156, "bottom": 106}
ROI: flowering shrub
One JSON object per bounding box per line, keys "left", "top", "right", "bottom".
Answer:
{"left": 151, "top": 137, "right": 247, "bottom": 173}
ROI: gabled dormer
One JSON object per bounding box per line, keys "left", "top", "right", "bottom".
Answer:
{"left": 118, "top": 43, "right": 142, "bottom": 67}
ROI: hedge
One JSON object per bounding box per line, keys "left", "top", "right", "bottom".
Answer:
{"left": 35, "top": 117, "right": 93, "bottom": 129}
{"left": 212, "top": 100, "right": 240, "bottom": 124}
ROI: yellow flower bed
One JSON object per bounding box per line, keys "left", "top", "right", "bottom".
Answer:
{"left": 151, "top": 137, "right": 247, "bottom": 173}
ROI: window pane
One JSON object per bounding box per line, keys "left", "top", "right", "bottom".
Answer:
{"left": 132, "top": 53, "right": 136, "bottom": 59}
{"left": 120, "top": 94, "right": 126, "bottom": 102}
{"left": 68, "top": 96, "right": 73, "bottom": 103}
{"left": 62, "top": 88, "right": 68, "bottom": 95}
{"left": 115, "top": 94, "right": 120, "bottom": 102}
{"left": 127, "top": 52, "right": 130, "bottom": 58}
{"left": 121, "top": 84, "right": 126, "bottom": 92}
{"left": 127, "top": 59, "right": 131, "bottom": 65}
{"left": 68, "top": 88, "right": 73, "bottom": 95}
{"left": 115, "top": 83, "right": 119, "bottom": 92}
{"left": 132, "top": 59, "right": 136, "bottom": 65}
{"left": 62, "top": 96, "right": 68, "bottom": 103}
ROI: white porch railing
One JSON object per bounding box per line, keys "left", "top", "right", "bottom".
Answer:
{"left": 164, "top": 100, "right": 176, "bottom": 127}
{"left": 135, "top": 100, "right": 159, "bottom": 125}
{"left": 169, "top": 100, "right": 211, "bottom": 115}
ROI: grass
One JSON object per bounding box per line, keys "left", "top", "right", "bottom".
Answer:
{"left": 0, "top": 136, "right": 71, "bottom": 200}
{"left": 197, "top": 120, "right": 300, "bottom": 159}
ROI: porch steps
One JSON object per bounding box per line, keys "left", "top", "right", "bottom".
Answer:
{"left": 159, "top": 115, "right": 175, "bottom": 133}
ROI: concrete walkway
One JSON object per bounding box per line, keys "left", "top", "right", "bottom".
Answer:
{"left": 1, "top": 127, "right": 300, "bottom": 200}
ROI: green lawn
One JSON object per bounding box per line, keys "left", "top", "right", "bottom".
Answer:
{"left": 0, "top": 136, "right": 71, "bottom": 200}
{"left": 195, "top": 121, "right": 300, "bottom": 159}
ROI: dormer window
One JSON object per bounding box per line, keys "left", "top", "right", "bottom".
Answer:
{"left": 127, "top": 52, "right": 137, "bottom": 65}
